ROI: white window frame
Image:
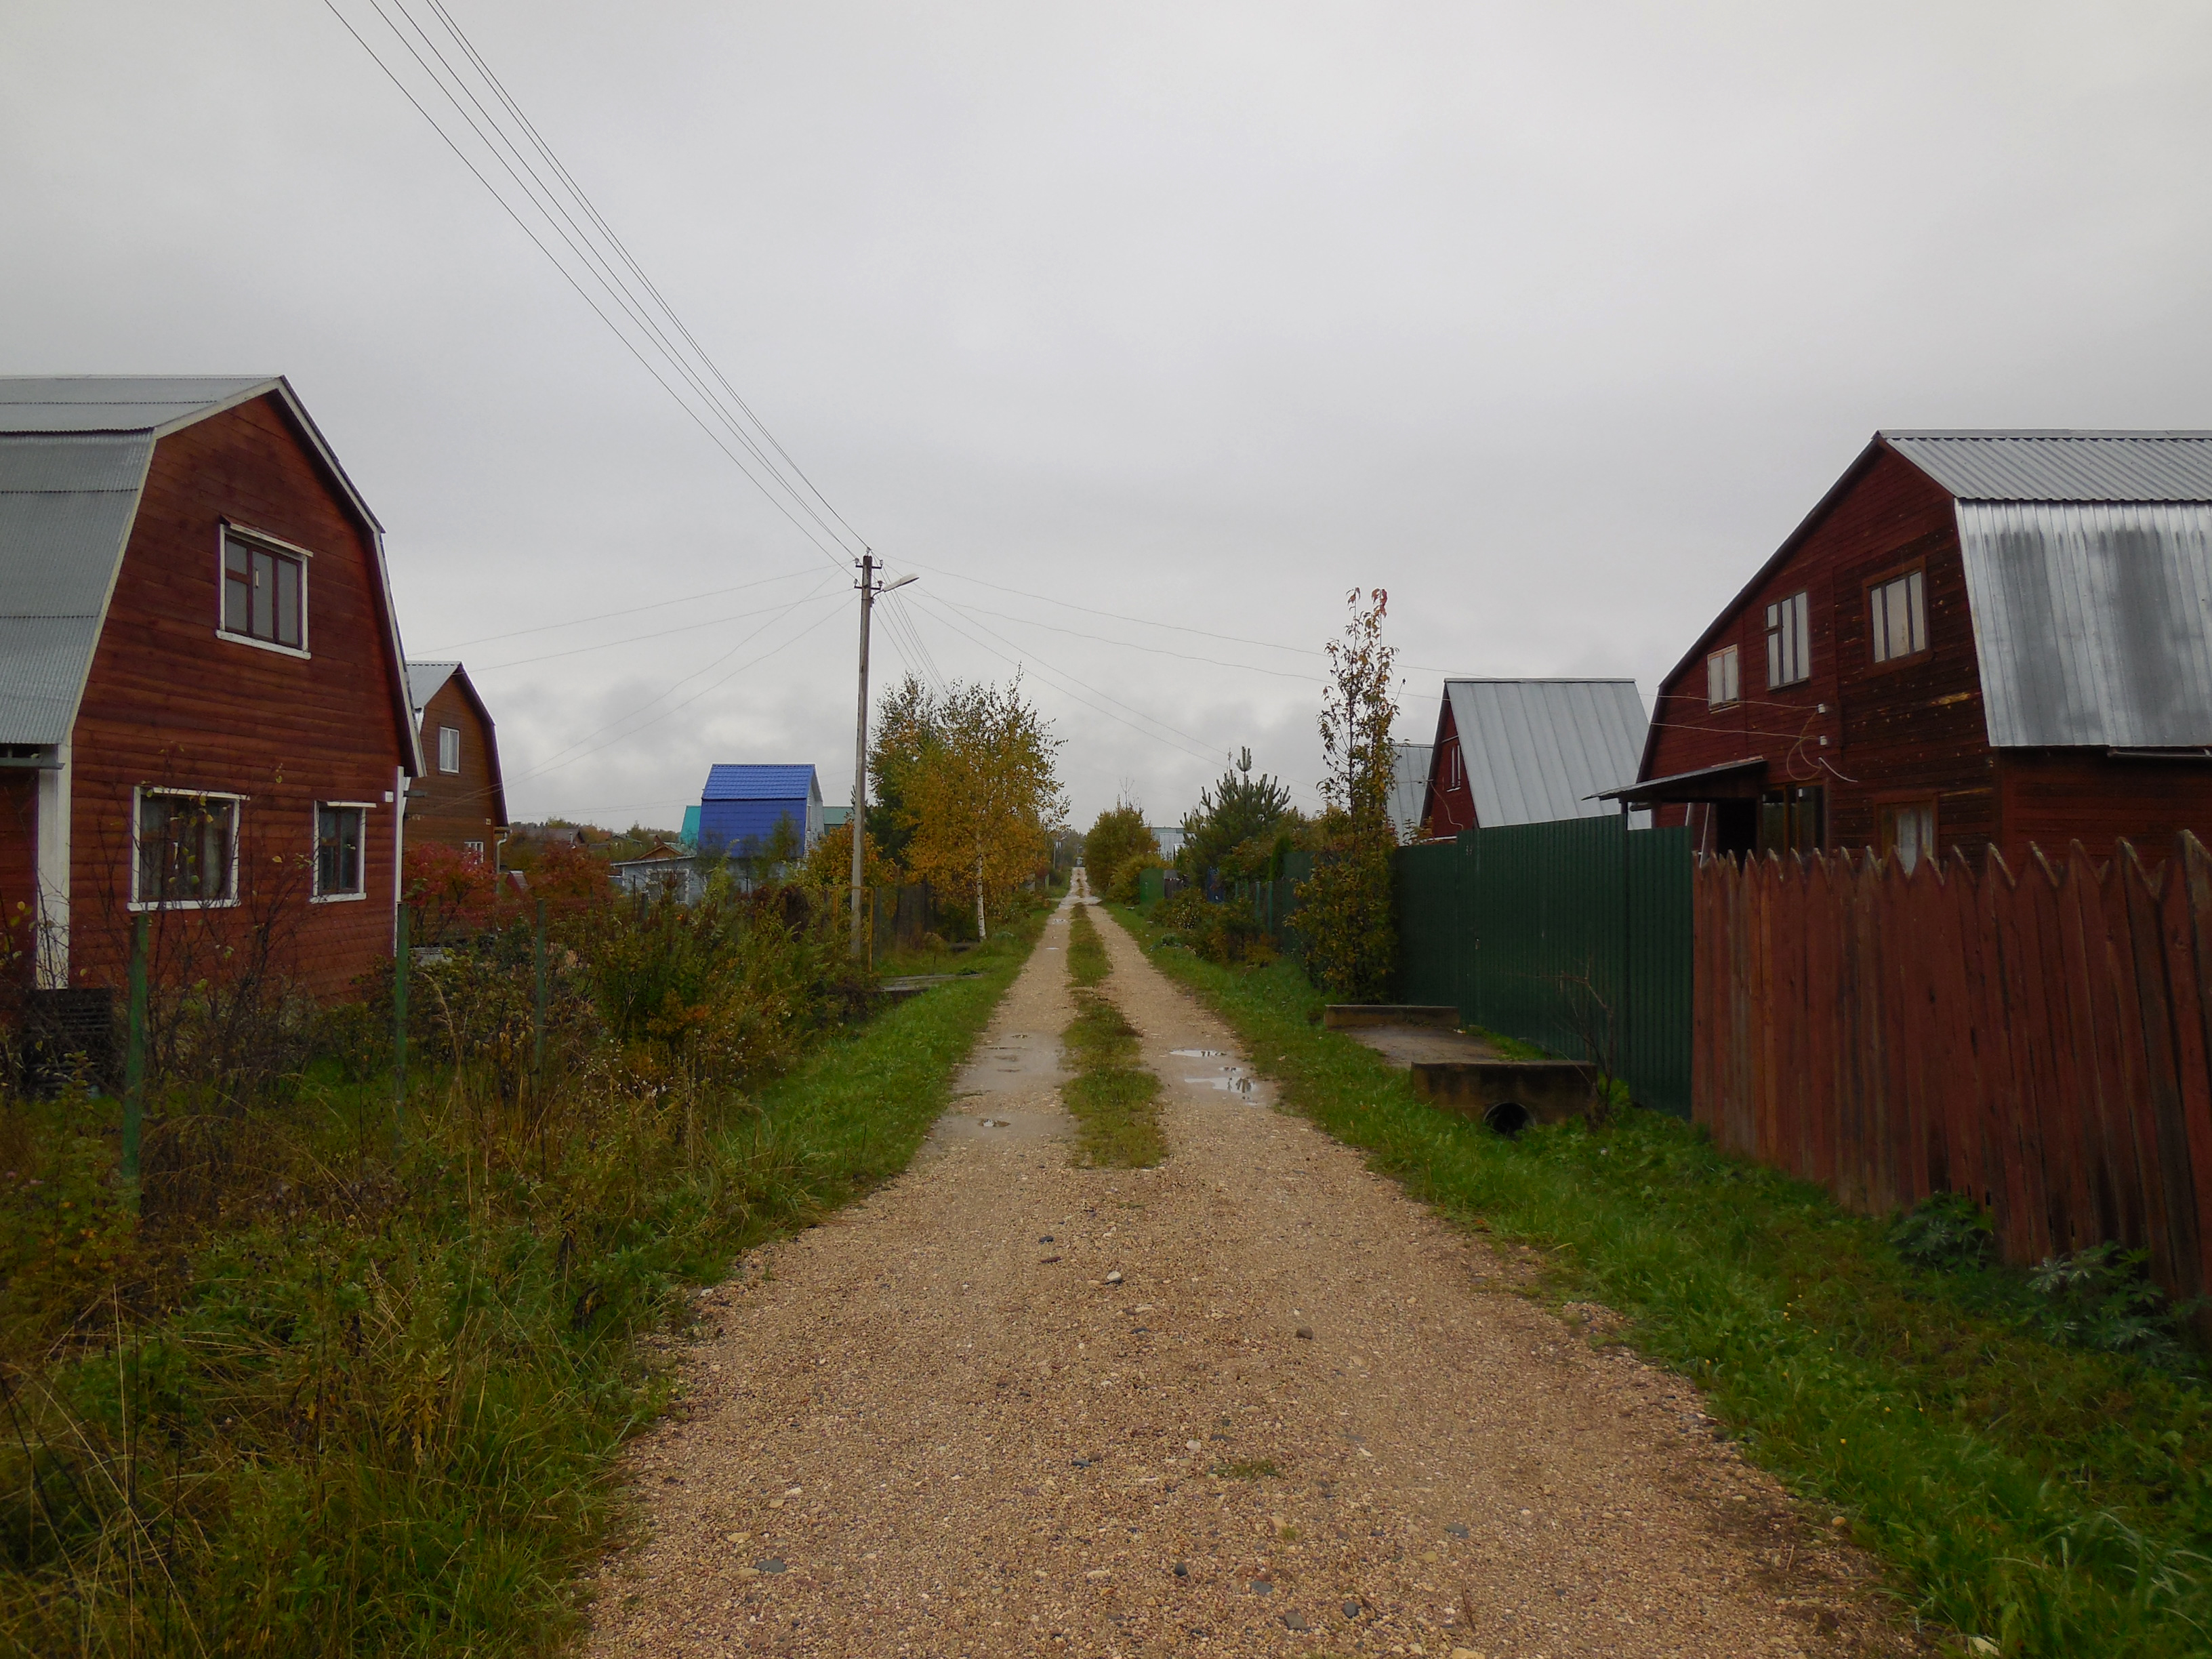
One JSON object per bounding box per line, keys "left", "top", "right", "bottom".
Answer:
{"left": 311, "top": 801, "right": 374, "bottom": 903}
{"left": 438, "top": 725, "right": 462, "bottom": 774}
{"left": 1765, "top": 590, "right": 1810, "bottom": 688}
{"left": 1706, "top": 643, "right": 1740, "bottom": 708}
{"left": 129, "top": 785, "right": 244, "bottom": 911}
{"left": 216, "top": 523, "right": 313, "bottom": 660}
{"left": 1868, "top": 568, "right": 1928, "bottom": 665}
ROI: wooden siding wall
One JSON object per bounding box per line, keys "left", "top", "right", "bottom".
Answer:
{"left": 1646, "top": 449, "right": 2000, "bottom": 858}
{"left": 1695, "top": 836, "right": 2212, "bottom": 1305}
{"left": 68, "top": 395, "right": 411, "bottom": 1000}
{"left": 406, "top": 678, "right": 504, "bottom": 851}
{"left": 0, "top": 773, "right": 36, "bottom": 961}
{"left": 1999, "top": 750, "right": 2212, "bottom": 864}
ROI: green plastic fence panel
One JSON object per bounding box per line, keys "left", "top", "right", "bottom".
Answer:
{"left": 1388, "top": 817, "right": 1694, "bottom": 1119}
{"left": 1391, "top": 840, "right": 1461, "bottom": 1006}
{"left": 1137, "top": 867, "right": 1168, "bottom": 907}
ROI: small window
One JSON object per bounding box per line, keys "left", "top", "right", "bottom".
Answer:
{"left": 1706, "top": 644, "right": 1740, "bottom": 708}
{"left": 1869, "top": 569, "right": 1927, "bottom": 664}
{"left": 315, "top": 804, "right": 367, "bottom": 899}
{"left": 221, "top": 530, "right": 306, "bottom": 650}
{"left": 1879, "top": 798, "right": 1937, "bottom": 872}
{"left": 136, "top": 790, "right": 239, "bottom": 906}
{"left": 462, "top": 839, "right": 485, "bottom": 859}
{"left": 1765, "top": 590, "right": 1810, "bottom": 688}
{"left": 438, "top": 726, "right": 462, "bottom": 774}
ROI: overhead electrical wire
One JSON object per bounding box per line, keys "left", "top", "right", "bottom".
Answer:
{"left": 325, "top": 0, "right": 867, "bottom": 576}
{"left": 417, "top": 565, "right": 821, "bottom": 654}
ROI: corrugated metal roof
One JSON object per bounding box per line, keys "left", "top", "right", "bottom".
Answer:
{"left": 1388, "top": 741, "right": 1432, "bottom": 843}
{"left": 406, "top": 659, "right": 459, "bottom": 710}
{"left": 0, "top": 376, "right": 277, "bottom": 435}
{"left": 702, "top": 762, "right": 819, "bottom": 801}
{"left": 1884, "top": 431, "right": 2212, "bottom": 503}
{"left": 1957, "top": 501, "right": 2212, "bottom": 747}
{"left": 1440, "top": 679, "right": 1648, "bottom": 827}
{"left": 0, "top": 432, "right": 152, "bottom": 745}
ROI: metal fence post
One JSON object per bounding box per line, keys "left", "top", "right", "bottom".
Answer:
{"left": 533, "top": 898, "right": 548, "bottom": 1084}
{"left": 393, "top": 903, "right": 409, "bottom": 1149}
{"left": 122, "top": 912, "right": 147, "bottom": 1209}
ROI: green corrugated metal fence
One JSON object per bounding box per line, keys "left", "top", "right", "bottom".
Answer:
{"left": 1390, "top": 818, "right": 1693, "bottom": 1118}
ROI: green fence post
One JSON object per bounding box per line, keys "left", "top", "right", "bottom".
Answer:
{"left": 392, "top": 903, "right": 409, "bottom": 1149}
{"left": 121, "top": 912, "right": 148, "bottom": 1210}
{"left": 533, "top": 898, "right": 548, "bottom": 1085}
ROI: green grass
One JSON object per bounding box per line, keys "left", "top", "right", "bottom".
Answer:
{"left": 1059, "top": 906, "right": 1164, "bottom": 1168}
{"left": 1118, "top": 904, "right": 2212, "bottom": 1659}
{"left": 0, "top": 909, "right": 1046, "bottom": 1659}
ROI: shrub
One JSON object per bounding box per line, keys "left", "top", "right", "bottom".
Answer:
{"left": 1083, "top": 804, "right": 1154, "bottom": 889}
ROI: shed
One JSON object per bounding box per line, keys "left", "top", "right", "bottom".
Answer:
{"left": 699, "top": 763, "right": 823, "bottom": 858}
{"left": 1421, "top": 680, "right": 1649, "bottom": 837}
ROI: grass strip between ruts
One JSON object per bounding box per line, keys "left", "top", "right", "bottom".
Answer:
{"left": 1060, "top": 903, "right": 1164, "bottom": 1168}
{"left": 1114, "top": 902, "right": 2212, "bottom": 1659}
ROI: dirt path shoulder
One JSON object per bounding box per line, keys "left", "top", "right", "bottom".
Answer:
{"left": 588, "top": 895, "right": 1902, "bottom": 1658}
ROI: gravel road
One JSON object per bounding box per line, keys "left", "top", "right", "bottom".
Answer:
{"left": 588, "top": 893, "right": 1912, "bottom": 1658}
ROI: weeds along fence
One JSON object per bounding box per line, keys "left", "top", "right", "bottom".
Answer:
{"left": 1698, "top": 834, "right": 2212, "bottom": 1305}
{"left": 1392, "top": 818, "right": 1694, "bottom": 1118}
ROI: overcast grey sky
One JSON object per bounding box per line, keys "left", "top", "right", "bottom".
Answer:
{"left": 6, "top": 2, "right": 2210, "bottom": 830}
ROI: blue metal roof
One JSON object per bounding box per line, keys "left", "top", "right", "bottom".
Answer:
{"left": 702, "top": 763, "right": 818, "bottom": 801}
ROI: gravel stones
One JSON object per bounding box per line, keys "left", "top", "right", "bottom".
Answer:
{"left": 587, "top": 894, "right": 1913, "bottom": 1659}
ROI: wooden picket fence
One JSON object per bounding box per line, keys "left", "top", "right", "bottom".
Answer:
{"left": 1695, "top": 834, "right": 2212, "bottom": 1303}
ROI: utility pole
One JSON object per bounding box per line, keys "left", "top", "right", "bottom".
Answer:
{"left": 851, "top": 554, "right": 916, "bottom": 958}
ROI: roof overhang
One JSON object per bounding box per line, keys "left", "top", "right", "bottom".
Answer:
{"left": 1596, "top": 756, "right": 1768, "bottom": 805}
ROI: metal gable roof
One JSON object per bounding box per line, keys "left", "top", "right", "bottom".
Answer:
{"left": 702, "top": 762, "right": 819, "bottom": 801}
{"left": 1957, "top": 501, "right": 2212, "bottom": 748}
{"left": 1437, "top": 679, "right": 1648, "bottom": 827}
{"left": 1883, "top": 430, "right": 2212, "bottom": 504}
{"left": 0, "top": 376, "right": 281, "bottom": 436}
{"left": 406, "top": 659, "right": 459, "bottom": 711}
{"left": 0, "top": 377, "right": 421, "bottom": 771}
{"left": 1388, "top": 742, "right": 1433, "bottom": 843}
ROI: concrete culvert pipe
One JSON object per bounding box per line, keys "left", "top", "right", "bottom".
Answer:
{"left": 1483, "top": 1101, "right": 1530, "bottom": 1136}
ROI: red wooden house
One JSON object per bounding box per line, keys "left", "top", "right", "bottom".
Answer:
{"left": 0, "top": 376, "right": 422, "bottom": 1000}
{"left": 405, "top": 659, "right": 508, "bottom": 865}
{"left": 1613, "top": 431, "right": 2212, "bottom": 867}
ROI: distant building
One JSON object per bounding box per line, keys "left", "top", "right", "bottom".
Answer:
{"left": 1421, "top": 679, "right": 1648, "bottom": 836}
{"left": 698, "top": 763, "right": 823, "bottom": 858}
{"left": 611, "top": 842, "right": 705, "bottom": 905}
{"left": 680, "top": 804, "right": 701, "bottom": 848}
{"left": 1387, "top": 743, "right": 1433, "bottom": 844}
{"left": 1148, "top": 825, "right": 1187, "bottom": 859}
{"left": 405, "top": 659, "right": 507, "bottom": 865}
{"left": 822, "top": 804, "right": 853, "bottom": 831}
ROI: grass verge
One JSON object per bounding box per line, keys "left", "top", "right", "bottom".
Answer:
{"left": 1115, "top": 903, "right": 2212, "bottom": 1659}
{"left": 1060, "top": 905, "right": 1164, "bottom": 1168}
{"left": 0, "top": 909, "right": 1044, "bottom": 1659}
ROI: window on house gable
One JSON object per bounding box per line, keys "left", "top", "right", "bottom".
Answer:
{"left": 1706, "top": 644, "right": 1740, "bottom": 708}
{"left": 221, "top": 529, "right": 306, "bottom": 650}
{"left": 315, "top": 804, "right": 367, "bottom": 899}
{"left": 1766, "top": 590, "right": 1810, "bottom": 687}
{"left": 438, "top": 726, "right": 462, "bottom": 774}
{"left": 1868, "top": 569, "right": 1927, "bottom": 663}
{"left": 136, "top": 790, "right": 239, "bottom": 906}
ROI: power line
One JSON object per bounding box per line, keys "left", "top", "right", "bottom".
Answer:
{"left": 326, "top": 0, "right": 865, "bottom": 576}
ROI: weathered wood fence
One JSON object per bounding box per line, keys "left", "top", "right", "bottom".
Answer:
{"left": 1696, "top": 834, "right": 2212, "bottom": 1302}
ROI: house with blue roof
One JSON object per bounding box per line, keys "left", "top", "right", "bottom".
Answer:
{"left": 698, "top": 764, "right": 823, "bottom": 861}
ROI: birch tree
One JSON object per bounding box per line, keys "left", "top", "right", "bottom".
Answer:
{"left": 896, "top": 678, "right": 1066, "bottom": 939}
